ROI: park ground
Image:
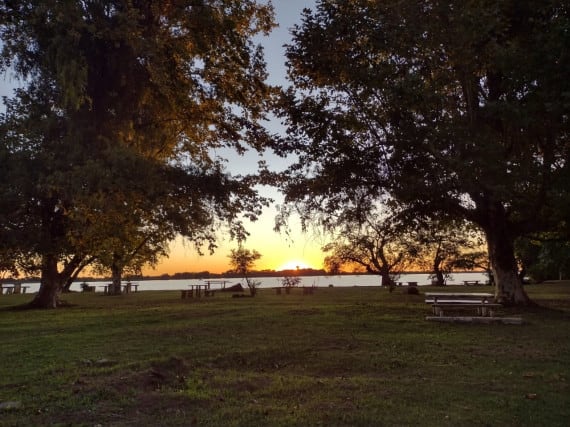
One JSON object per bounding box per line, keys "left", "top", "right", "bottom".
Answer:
{"left": 1, "top": 282, "right": 569, "bottom": 426}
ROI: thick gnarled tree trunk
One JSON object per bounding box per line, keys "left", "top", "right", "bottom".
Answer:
{"left": 380, "top": 272, "right": 393, "bottom": 287}
{"left": 29, "top": 255, "right": 64, "bottom": 309}
{"left": 29, "top": 254, "right": 86, "bottom": 309}
{"left": 108, "top": 259, "right": 123, "bottom": 296}
{"left": 484, "top": 223, "right": 530, "bottom": 306}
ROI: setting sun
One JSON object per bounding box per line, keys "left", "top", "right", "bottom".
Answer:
{"left": 276, "top": 259, "right": 313, "bottom": 271}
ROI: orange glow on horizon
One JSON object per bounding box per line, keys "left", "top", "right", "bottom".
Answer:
{"left": 275, "top": 259, "right": 313, "bottom": 272}
{"left": 141, "top": 235, "right": 325, "bottom": 276}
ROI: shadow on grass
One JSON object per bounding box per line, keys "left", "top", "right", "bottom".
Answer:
{"left": 0, "top": 299, "right": 78, "bottom": 311}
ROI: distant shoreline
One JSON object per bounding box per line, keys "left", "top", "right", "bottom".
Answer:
{"left": 13, "top": 269, "right": 487, "bottom": 284}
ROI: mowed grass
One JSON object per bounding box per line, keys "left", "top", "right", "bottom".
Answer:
{"left": 1, "top": 283, "right": 569, "bottom": 426}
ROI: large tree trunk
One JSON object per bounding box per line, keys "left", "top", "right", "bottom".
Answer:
{"left": 62, "top": 256, "right": 93, "bottom": 292}
{"left": 432, "top": 256, "right": 446, "bottom": 286}
{"left": 431, "top": 245, "right": 446, "bottom": 285}
{"left": 485, "top": 228, "right": 530, "bottom": 306}
{"left": 379, "top": 268, "right": 396, "bottom": 292}
{"left": 433, "top": 270, "right": 446, "bottom": 286}
{"left": 108, "top": 260, "right": 123, "bottom": 295}
{"left": 29, "top": 254, "right": 63, "bottom": 309}
{"left": 380, "top": 273, "right": 393, "bottom": 287}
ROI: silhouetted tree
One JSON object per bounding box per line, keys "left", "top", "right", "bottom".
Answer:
{"left": 275, "top": 0, "right": 570, "bottom": 305}
{"left": 228, "top": 247, "right": 262, "bottom": 296}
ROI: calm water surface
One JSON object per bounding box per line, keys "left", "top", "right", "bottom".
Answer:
{"left": 20, "top": 272, "right": 489, "bottom": 293}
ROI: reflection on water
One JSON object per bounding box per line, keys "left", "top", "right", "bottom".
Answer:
{"left": 20, "top": 272, "right": 489, "bottom": 293}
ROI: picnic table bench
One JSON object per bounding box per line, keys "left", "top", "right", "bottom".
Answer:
{"left": 425, "top": 292, "right": 500, "bottom": 317}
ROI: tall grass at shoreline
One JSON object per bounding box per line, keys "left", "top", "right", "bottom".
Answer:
{"left": 1, "top": 283, "right": 569, "bottom": 426}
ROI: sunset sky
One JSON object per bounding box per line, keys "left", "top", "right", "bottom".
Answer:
{"left": 0, "top": 1, "right": 324, "bottom": 275}
{"left": 156, "top": 0, "right": 323, "bottom": 275}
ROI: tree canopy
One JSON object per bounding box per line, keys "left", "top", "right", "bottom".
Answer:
{"left": 274, "top": 0, "right": 570, "bottom": 305}
{"left": 228, "top": 246, "right": 262, "bottom": 296}
{"left": 323, "top": 205, "right": 417, "bottom": 288}
{"left": 0, "top": 0, "right": 276, "bottom": 307}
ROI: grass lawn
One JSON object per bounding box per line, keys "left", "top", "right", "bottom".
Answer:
{"left": 1, "top": 282, "right": 569, "bottom": 426}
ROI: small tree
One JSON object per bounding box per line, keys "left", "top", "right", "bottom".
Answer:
{"left": 323, "top": 207, "right": 418, "bottom": 291}
{"left": 516, "top": 237, "right": 570, "bottom": 282}
{"left": 412, "top": 219, "right": 486, "bottom": 286}
{"left": 228, "top": 247, "right": 262, "bottom": 297}
{"left": 0, "top": 249, "right": 19, "bottom": 283}
{"left": 281, "top": 276, "right": 301, "bottom": 288}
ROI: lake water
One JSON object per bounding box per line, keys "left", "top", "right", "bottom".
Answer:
{"left": 19, "top": 272, "right": 489, "bottom": 293}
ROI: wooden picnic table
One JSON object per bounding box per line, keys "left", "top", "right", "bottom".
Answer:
{"left": 98, "top": 282, "right": 139, "bottom": 294}
{"left": 0, "top": 283, "right": 30, "bottom": 295}
{"left": 425, "top": 292, "right": 494, "bottom": 303}
{"left": 274, "top": 286, "right": 315, "bottom": 295}
{"left": 424, "top": 292, "right": 524, "bottom": 324}
{"left": 181, "top": 283, "right": 215, "bottom": 299}
{"left": 425, "top": 292, "right": 499, "bottom": 317}
{"left": 203, "top": 280, "right": 230, "bottom": 290}
{"left": 122, "top": 282, "right": 139, "bottom": 293}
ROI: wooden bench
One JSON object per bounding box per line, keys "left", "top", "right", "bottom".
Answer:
{"left": 425, "top": 292, "right": 500, "bottom": 317}
{"left": 425, "top": 292, "right": 494, "bottom": 304}
{"left": 431, "top": 302, "right": 502, "bottom": 317}
{"left": 463, "top": 280, "right": 480, "bottom": 286}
